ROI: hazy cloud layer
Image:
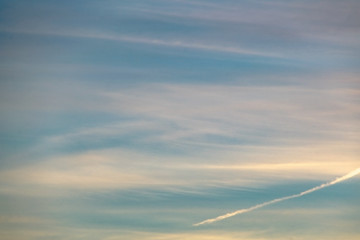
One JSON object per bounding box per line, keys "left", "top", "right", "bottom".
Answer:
{"left": 0, "top": 0, "right": 359, "bottom": 239}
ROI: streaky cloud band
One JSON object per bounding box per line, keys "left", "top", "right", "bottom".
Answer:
{"left": 193, "top": 168, "right": 360, "bottom": 226}
{"left": 0, "top": 28, "right": 284, "bottom": 59}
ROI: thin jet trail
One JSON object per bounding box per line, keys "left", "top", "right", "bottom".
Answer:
{"left": 194, "top": 168, "right": 360, "bottom": 226}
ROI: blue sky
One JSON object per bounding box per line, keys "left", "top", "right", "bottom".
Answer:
{"left": 0, "top": 0, "right": 359, "bottom": 239}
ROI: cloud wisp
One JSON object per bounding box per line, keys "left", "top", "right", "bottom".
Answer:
{"left": 0, "top": 28, "right": 283, "bottom": 58}
{"left": 193, "top": 168, "right": 360, "bottom": 226}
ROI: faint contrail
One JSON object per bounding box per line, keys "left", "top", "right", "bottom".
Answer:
{"left": 194, "top": 168, "right": 360, "bottom": 226}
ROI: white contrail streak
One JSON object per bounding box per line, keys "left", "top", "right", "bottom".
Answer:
{"left": 193, "top": 168, "right": 360, "bottom": 226}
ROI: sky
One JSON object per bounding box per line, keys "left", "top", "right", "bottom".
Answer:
{"left": 0, "top": 0, "right": 359, "bottom": 239}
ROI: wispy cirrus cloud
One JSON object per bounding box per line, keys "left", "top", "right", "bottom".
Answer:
{"left": 100, "top": 82, "right": 359, "bottom": 146}
{"left": 0, "top": 0, "right": 359, "bottom": 239}
{"left": 2, "top": 78, "right": 358, "bottom": 194}
{"left": 1, "top": 146, "right": 358, "bottom": 197}
{"left": 0, "top": 27, "right": 284, "bottom": 58}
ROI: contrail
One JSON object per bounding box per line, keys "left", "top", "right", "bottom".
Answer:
{"left": 194, "top": 168, "right": 360, "bottom": 226}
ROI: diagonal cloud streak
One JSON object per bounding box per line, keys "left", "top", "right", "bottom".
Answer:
{"left": 194, "top": 168, "right": 360, "bottom": 226}
{"left": 0, "top": 28, "right": 284, "bottom": 58}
